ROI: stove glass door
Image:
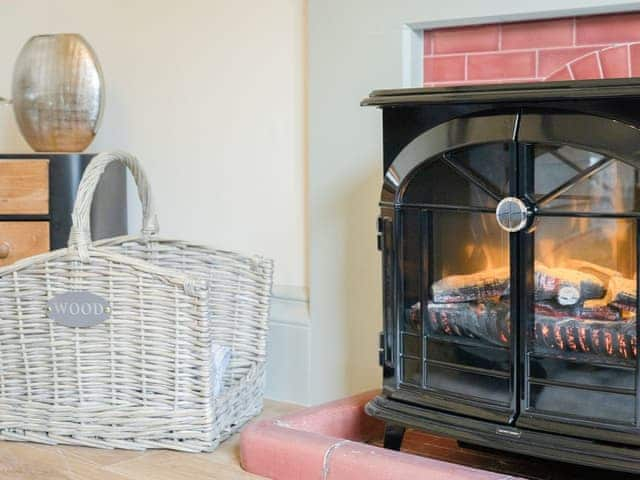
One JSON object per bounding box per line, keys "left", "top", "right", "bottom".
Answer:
{"left": 520, "top": 143, "right": 640, "bottom": 436}
{"left": 397, "top": 142, "right": 517, "bottom": 421}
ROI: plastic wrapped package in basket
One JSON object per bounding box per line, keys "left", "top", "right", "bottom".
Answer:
{"left": 0, "top": 151, "right": 273, "bottom": 452}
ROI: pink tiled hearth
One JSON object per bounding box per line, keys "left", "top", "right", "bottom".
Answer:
{"left": 423, "top": 11, "right": 640, "bottom": 86}
{"left": 240, "top": 391, "right": 521, "bottom": 480}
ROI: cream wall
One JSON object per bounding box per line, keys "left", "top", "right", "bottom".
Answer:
{"left": 0, "top": 0, "right": 307, "bottom": 290}
{"left": 0, "top": 0, "right": 308, "bottom": 404}
{"left": 307, "top": 0, "right": 640, "bottom": 403}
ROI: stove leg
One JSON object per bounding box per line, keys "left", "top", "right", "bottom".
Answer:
{"left": 383, "top": 423, "right": 406, "bottom": 451}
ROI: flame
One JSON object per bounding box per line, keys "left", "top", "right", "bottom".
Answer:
{"left": 446, "top": 161, "right": 636, "bottom": 283}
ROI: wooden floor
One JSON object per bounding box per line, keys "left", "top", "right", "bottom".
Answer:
{"left": 5, "top": 399, "right": 632, "bottom": 480}
{"left": 0, "top": 400, "right": 302, "bottom": 480}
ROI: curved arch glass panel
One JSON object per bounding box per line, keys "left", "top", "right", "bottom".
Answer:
{"left": 534, "top": 145, "right": 640, "bottom": 214}
{"left": 402, "top": 143, "right": 511, "bottom": 208}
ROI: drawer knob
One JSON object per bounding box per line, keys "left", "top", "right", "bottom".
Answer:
{"left": 0, "top": 241, "right": 11, "bottom": 259}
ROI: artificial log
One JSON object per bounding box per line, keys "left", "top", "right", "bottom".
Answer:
{"left": 431, "top": 267, "right": 509, "bottom": 303}
{"left": 431, "top": 265, "right": 606, "bottom": 306}
{"left": 608, "top": 276, "right": 637, "bottom": 312}
{"left": 535, "top": 316, "right": 637, "bottom": 360}
{"left": 426, "top": 301, "right": 511, "bottom": 346}
{"left": 534, "top": 266, "right": 605, "bottom": 305}
{"left": 535, "top": 302, "right": 620, "bottom": 322}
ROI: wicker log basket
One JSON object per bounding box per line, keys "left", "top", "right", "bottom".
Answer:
{"left": 0, "top": 151, "right": 273, "bottom": 452}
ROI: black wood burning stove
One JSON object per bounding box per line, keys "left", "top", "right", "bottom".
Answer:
{"left": 363, "top": 78, "right": 640, "bottom": 473}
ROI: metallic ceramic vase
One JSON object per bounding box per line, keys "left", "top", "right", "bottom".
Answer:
{"left": 12, "top": 34, "right": 104, "bottom": 152}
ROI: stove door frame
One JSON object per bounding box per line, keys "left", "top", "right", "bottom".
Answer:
{"left": 382, "top": 113, "right": 521, "bottom": 424}
{"left": 383, "top": 110, "right": 640, "bottom": 444}
{"left": 516, "top": 112, "right": 640, "bottom": 445}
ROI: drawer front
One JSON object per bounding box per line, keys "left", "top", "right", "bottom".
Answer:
{"left": 0, "top": 222, "right": 50, "bottom": 266}
{"left": 0, "top": 160, "right": 49, "bottom": 214}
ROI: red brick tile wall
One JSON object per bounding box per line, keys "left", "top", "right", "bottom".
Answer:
{"left": 423, "top": 11, "right": 640, "bottom": 86}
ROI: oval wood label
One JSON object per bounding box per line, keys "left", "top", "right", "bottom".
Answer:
{"left": 47, "top": 291, "right": 111, "bottom": 327}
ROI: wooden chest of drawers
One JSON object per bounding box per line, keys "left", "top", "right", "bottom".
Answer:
{"left": 0, "top": 153, "right": 126, "bottom": 266}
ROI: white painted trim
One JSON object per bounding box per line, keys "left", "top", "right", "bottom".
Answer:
{"left": 402, "top": 24, "right": 424, "bottom": 87}
{"left": 406, "top": 3, "right": 640, "bottom": 30}
{"left": 272, "top": 284, "right": 309, "bottom": 306}
{"left": 270, "top": 284, "right": 310, "bottom": 327}
{"left": 265, "top": 284, "right": 310, "bottom": 405}
{"left": 403, "top": 2, "right": 640, "bottom": 88}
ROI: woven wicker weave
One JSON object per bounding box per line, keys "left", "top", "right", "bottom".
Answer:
{"left": 0, "top": 151, "right": 273, "bottom": 452}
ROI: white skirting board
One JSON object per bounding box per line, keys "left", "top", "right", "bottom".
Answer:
{"left": 265, "top": 285, "right": 311, "bottom": 405}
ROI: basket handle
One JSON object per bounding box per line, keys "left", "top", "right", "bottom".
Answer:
{"left": 68, "top": 151, "right": 159, "bottom": 262}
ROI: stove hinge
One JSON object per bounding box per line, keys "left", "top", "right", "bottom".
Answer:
{"left": 378, "top": 331, "right": 386, "bottom": 366}
{"left": 377, "top": 216, "right": 384, "bottom": 251}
